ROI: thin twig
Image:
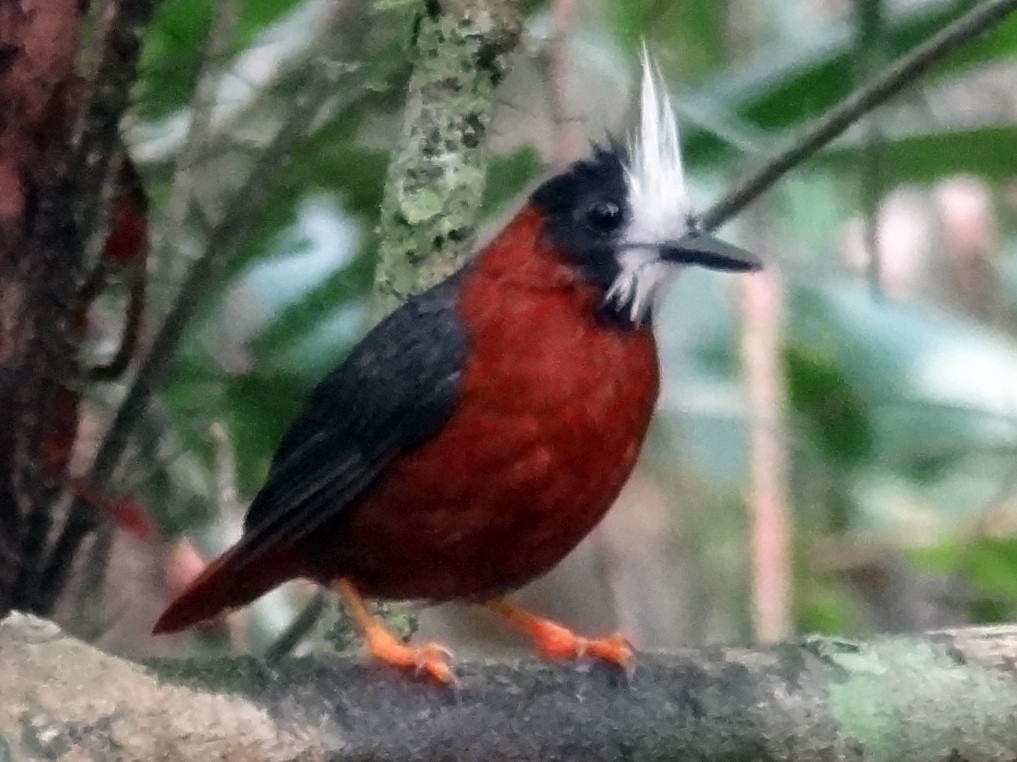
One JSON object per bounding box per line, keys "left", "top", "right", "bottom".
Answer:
{"left": 71, "top": 0, "right": 158, "bottom": 252}
{"left": 209, "top": 420, "right": 248, "bottom": 650}
{"left": 154, "top": 0, "right": 240, "bottom": 287}
{"left": 538, "top": 0, "right": 583, "bottom": 170}
{"left": 264, "top": 590, "right": 328, "bottom": 662}
{"left": 740, "top": 267, "right": 791, "bottom": 644}
{"left": 210, "top": 421, "right": 240, "bottom": 517}
{"left": 701, "top": 0, "right": 1017, "bottom": 231}
{"left": 34, "top": 5, "right": 369, "bottom": 612}
{"left": 857, "top": 0, "right": 887, "bottom": 299}
{"left": 90, "top": 0, "right": 367, "bottom": 486}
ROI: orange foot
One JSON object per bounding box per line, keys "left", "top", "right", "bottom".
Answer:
{"left": 364, "top": 627, "right": 455, "bottom": 685}
{"left": 487, "top": 600, "right": 634, "bottom": 673}
{"left": 334, "top": 579, "right": 455, "bottom": 685}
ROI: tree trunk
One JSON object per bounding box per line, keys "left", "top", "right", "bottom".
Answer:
{"left": 0, "top": 0, "right": 159, "bottom": 616}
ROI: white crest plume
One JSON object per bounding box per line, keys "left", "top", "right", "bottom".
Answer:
{"left": 605, "top": 48, "right": 693, "bottom": 325}
{"left": 625, "top": 47, "right": 692, "bottom": 243}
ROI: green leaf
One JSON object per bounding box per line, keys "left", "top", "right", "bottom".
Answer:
{"left": 220, "top": 371, "right": 313, "bottom": 493}
{"left": 136, "top": 0, "right": 211, "bottom": 119}
{"left": 966, "top": 538, "right": 1017, "bottom": 600}
{"left": 136, "top": 0, "right": 313, "bottom": 120}
{"left": 605, "top": 0, "right": 726, "bottom": 80}
{"left": 799, "top": 582, "right": 867, "bottom": 635}
{"left": 482, "top": 147, "right": 542, "bottom": 214}
{"left": 816, "top": 124, "right": 1017, "bottom": 183}
{"left": 682, "top": 0, "right": 1017, "bottom": 166}
{"left": 785, "top": 345, "right": 875, "bottom": 466}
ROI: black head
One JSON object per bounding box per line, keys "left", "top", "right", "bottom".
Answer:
{"left": 528, "top": 53, "right": 762, "bottom": 327}
{"left": 530, "top": 144, "right": 631, "bottom": 293}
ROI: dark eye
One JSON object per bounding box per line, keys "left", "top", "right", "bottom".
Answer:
{"left": 585, "top": 200, "right": 623, "bottom": 233}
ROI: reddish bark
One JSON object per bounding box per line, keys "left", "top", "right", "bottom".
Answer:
{"left": 0, "top": 0, "right": 155, "bottom": 614}
{"left": 0, "top": 0, "right": 83, "bottom": 611}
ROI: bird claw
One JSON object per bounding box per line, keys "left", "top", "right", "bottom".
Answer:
{"left": 486, "top": 601, "right": 636, "bottom": 676}
{"left": 584, "top": 633, "right": 635, "bottom": 676}
{"left": 364, "top": 628, "right": 456, "bottom": 685}
{"left": 412, "top": 643, "right": 456, "bottom": 685}
{"left": 531, "top": 621, "right": 635, "bottom": 673}
{"left": 529, "top": 619, "right": 585, "bottom": 661}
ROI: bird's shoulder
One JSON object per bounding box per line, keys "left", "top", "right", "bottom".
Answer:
{"left": 280, "top": 273, "right": 467, "bottom": 448}
{"left": 241, "top": 272, "right": 469, "bottom": 536}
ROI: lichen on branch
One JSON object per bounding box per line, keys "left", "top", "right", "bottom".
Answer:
{"left": 372, "top": 0, "right": 522, "bottom": 312}
{"left": 4, "top": 613, "right": 1017, "bottom": 761}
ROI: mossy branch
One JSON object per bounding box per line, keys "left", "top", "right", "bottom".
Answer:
{"left": 3, "top": 613, "right": 1017, "bottom": 761}
{"left": 371, "top": 0, "right": 523, "bottom": 313}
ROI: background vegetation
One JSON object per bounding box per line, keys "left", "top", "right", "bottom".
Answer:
{"left": 25, "top": 0, "right": 1017, "bottom": 660}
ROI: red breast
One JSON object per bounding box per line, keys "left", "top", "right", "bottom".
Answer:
{"left": 312, "top": 204, "right": 660, "bottom": 599}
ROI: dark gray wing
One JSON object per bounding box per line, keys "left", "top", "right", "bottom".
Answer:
{"left": 234, "top": 274, "right": 468, "bottom": 563}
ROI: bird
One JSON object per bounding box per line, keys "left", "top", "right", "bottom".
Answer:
{"left": 153, "top": 52, "right": 762, "bottom": 683}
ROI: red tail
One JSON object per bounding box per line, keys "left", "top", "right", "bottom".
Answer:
{"left": 153, "top": 545, "right": 297, "bottom": 634}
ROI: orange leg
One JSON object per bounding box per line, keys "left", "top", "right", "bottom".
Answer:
{"left": 333, "top": 579, "right": 455, "bottom": 685}
{"left": 486, "top": 600, "right": 634, "bottom": 672}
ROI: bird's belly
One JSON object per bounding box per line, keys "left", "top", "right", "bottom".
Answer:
{"left": 309, "top": 323, "right": 659, "bottom": 600}
{"left": 327, "top": 412, "right": 648, "bottom": 600}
